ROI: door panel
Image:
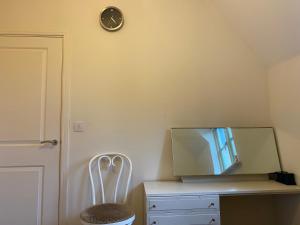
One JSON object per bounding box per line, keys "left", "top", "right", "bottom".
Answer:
{"left": 0, "top": 167, "right": 43, "bottom": 225}
{"left": 0, "top": 48, "right": 47, "bottom": 141}
{"left": 0, "top": 36, "right": 62, "bottom": 225}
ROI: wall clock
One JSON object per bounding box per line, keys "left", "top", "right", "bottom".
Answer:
{"left": 100, "top": 6, "right": 124, "bottom": 32}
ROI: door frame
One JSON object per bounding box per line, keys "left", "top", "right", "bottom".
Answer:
{"left": 0, "top": 33, "right": 71, "bottom": 225}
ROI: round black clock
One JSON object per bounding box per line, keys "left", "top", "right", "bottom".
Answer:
{"left": 100, "top": 6, "right": 124, "bottom": 32}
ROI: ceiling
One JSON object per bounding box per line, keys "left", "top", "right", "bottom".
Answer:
{"left": 214, "top": 0, "right": 300, "bottom": 66}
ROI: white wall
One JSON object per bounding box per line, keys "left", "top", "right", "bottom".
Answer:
{"left": 0, "top": 0, "right": 272, "bottom": 224}
{"left": 67, "top": 1, "right": 271, "bottom": 224}
{"left": 268, "top": 55, "right": 300, "bottom": 225}
{"left": 214, "top": 0, "right": 300, "bottom": 66}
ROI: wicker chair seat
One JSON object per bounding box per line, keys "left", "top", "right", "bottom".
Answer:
{"left": 80, "top": 203, "right": 135, "bottom": 224}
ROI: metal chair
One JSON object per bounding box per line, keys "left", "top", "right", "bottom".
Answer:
{"left": 80, "top": 153, "right": 135, "bottom": 225}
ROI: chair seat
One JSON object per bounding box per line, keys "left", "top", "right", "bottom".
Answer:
{"left": 80, "top": 203, "right": 135, "bottom": 225}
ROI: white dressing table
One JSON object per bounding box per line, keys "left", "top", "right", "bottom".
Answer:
{"left": 144, "top": 180, "right": 300, "bottom": 225}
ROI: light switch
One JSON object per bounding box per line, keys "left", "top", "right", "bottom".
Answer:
{"left": 72, "top": 121, "right": 86, "bottom": 132}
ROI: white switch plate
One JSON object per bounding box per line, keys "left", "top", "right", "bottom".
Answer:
{"left": 72, "top": 121, "right": 86, "bottom": 132}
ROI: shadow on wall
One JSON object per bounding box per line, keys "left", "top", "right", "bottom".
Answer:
{"left": 273, "top": 127, "right": 300, "bottom": 225}
{"left": 67, "top": 158, "right": 91, "bottom": 225}
{"left": 274, "top": 126, "right": 300, "bottom": 143}
{"left": 158, "top": 129, "right": 178, "bottom": 180}
{"left": 127, "top": 183, "right": 144, "bottom": 225}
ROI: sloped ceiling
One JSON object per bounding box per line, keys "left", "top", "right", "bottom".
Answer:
{"left": 214, "top": 0, "right": 300, "bottom": 66}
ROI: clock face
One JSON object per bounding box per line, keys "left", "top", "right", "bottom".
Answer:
{"left": 100, "top": 7, "right": 124, "bottom": 31}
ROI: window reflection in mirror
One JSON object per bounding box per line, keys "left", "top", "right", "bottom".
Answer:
{"left": 213, "top": 128, "right": 239, "bottom": 174}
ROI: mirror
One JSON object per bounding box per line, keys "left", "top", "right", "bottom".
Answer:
{"left": 171, "top": 127, "right": 281, "bottom": 176}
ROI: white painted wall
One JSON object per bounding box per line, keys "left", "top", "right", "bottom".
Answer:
{"left": 269, "top": 55, "right": 300, "bottom": 181}
{"left": 214, "top": 0, "right": 300, "bottom": 66}
{"left": 268, "top": 55, "right": 300, "bottom": 225}
{"left": 0, "top": 0, "right": 272, "bottom": 224}
{"left": 67, "top": 2, "right": 271, "bottom": 224}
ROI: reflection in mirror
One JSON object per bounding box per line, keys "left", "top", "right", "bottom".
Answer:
{"left": 171, "top": 128, "right": 281, "bottom": 176}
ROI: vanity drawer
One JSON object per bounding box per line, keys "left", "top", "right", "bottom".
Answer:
{"left": 148, "top": 195, "right": 219, "bottom": 211}
{"left": 149, "top": 213, "right": 220, "bottom": 225}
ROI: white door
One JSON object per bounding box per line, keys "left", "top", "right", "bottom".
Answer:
{"left": 0, "top": 35, "right": 62, "bottom": 225}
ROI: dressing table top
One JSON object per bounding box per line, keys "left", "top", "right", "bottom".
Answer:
{"left": 144, "top": 180, "right": 300, "bottom": 196}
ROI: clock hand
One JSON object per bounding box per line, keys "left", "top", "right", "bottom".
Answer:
{"left": 110, "top": 16, "right": 117, "bottom": 24}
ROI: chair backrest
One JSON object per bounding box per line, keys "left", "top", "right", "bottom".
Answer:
{"left": 88, "top": 153, "right": 132, "bottom": 205}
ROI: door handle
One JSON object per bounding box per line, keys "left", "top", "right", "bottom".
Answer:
{"left": 40, "top": 139, "right": 58, "bottom": 146}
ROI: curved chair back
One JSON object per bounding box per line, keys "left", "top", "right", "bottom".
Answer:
{"left": 88, "top": 153, "right": 132, "bottom": 205}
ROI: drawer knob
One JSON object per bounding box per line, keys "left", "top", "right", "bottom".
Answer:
{"left": 209, "top": 218, "right": 216, "bottom": 224}
{"left": 152, "top": 221, "right": 157, "bottom": 225}
{"left": 152, "top": 204, "right": 156, "bottom": 208}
